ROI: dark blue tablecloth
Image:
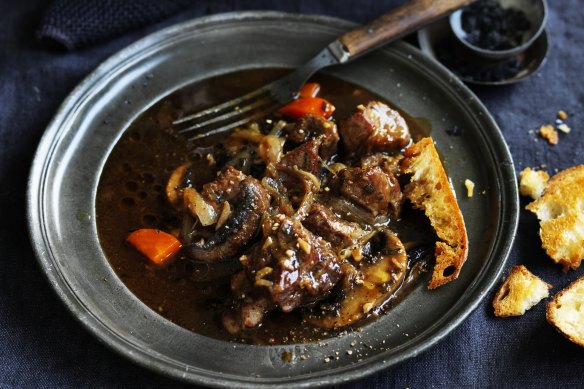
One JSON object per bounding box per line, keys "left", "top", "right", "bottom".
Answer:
{"left": 2, "top": 0, "right": 583, "bottom": 387}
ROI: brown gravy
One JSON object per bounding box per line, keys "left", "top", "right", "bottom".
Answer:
{"left": 96, "top": 69, "right": 433, "bottom": 344}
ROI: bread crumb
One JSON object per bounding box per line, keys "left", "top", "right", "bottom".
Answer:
{"left": 557, "top": 123, "right": 571, "bottom": 134}
{"left": 519, "top": 167, "right": 549, "bottom": 200}
{"left": 557, "top": 110, "right": 568, "bottom": 120}
{"left": 547, "top": 275, "right": 584, "bottom": 348}
{"left": 464, "top": 179, "right": 475, "bottom": 197}
{"left": 539, "top": 125, "right": 559, "bottom": 144}
{"left": 493, "top": 265, "right": 551, "bottom": 317}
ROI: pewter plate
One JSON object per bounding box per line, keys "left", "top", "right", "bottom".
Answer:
{"left": 27, "top": 12, "right": 518, "bottom": 388}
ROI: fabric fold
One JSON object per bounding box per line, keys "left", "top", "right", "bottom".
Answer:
{"left": 37, "top": 0, "right": 192, "bottom": 50}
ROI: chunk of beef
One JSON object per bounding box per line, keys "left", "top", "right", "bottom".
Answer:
{"left": 230, "top": 269, "right": 252, "bottom": 299}
{"left": 304, "top": 203, "right": 365, "bottom": 249}
{"left": 360, "top": 153, "right": 404, "bottom": 179}
{"left": 222, "top": 294, "right": 271, "bottom": 334}
{"left": 276, "top": 139, "right": 320, "bottom": 176}
{"left": 338, "top": 165, "right": 403, "bottom": 219}
{"left": 239, "top": 296, "right": 270, "bottom": 328}
{"left": 246, "top": 216, "right": 343, "bottom": 313}
{"left": 285, "top": 114, "right": 339, "bottom": 159}
{"left": 201, "top": 165, "right": 246, "bottom": 210}
{"left": 339, "top": 101, "right": 411, "bottom": 156}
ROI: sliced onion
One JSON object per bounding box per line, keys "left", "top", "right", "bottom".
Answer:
{"left": 183, "top": 187, "right": 219, "bottom": 226}
{"left": 258, "top": 135, "right": 285, "bottom": 165}
{"left": 324, "top": 162, "right": 347, "bottom": 175}
{"left": 323, "top": 195, "right": 389, "bottom": 227}
{"left": 292, "top": 168, "right": 321, "bottom": 192}
{"left": 269, "top": 120, "right": 288, "bottom": 136}
{"left": 261, "top": 177, "right": 294, "bottom": 216}
{"left": 179, "top": 213, "right": 197, "bottom": 244}
{"left": 166, "top": 163, "right": 190, "bottom": 208}
{"left": 230, "top": 127, "right": 264, "bottom": 143}
{"left": 215, "top": 201, "right": 232, "bottom": 230}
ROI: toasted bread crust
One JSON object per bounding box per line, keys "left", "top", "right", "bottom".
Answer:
{"left": 546, "top": 275, "right": 584, "bottom": 348}
{"left": 401, "top": 137, "right": 468, "bottom": 289}
{"left": 492, "top": 265, "right": 551, "bottom": 317}
{"left": 526, "top": 165, "right": 584, "bottom": 271}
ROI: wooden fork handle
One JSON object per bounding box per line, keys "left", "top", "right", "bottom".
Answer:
{"left": 339, "top": 0, "right": 476, "bottom": 59}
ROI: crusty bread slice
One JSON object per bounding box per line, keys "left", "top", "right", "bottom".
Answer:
{"left": 492, "top": 265, "right": 551, "bottom": 317}
{"left": 547, "top": 275, "right": 584, "bottom": 348}
{"left": 526, "top": 165, "right": 584, "bottom": 271}
{"left": 401, "top": 137, "right": 468, "bottom": 289}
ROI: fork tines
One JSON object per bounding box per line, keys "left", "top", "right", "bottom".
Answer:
{"left": 172, "top": 87, "right": 282, "bottom": 141}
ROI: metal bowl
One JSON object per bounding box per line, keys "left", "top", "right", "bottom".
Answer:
{"left": 450, "top": 0, "right": 548, "bottom": 59}
{"left": 419, "top": 17, "right": 548, "bottom": 85}
{"left": 27, "top": 11, "right": 518, "bottom": 387}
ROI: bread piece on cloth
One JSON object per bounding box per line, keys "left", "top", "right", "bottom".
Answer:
{"left": 493, "top": 265, "right": 551, "bottom": 317}
{"left": 526, "top": 165, "right": 584, "bottom": 271}
{"left": 547, "top": 275, "right": 584, "bottom": 348}
{"left": 401, "top": 137, "right": 468, "bottom": 289}
{"left": 519, "top": 167, "right": 549, "bottom": 200}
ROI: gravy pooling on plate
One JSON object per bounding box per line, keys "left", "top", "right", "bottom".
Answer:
{"left": 96, "top": 69, "right": 436, "bottom": 344}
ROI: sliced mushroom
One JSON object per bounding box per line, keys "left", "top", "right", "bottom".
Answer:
{"left": 304, "top": 230, "right": 407, "bottom": 329}
{"left": 186, "top": 177, "right": 270, "bottom": 262}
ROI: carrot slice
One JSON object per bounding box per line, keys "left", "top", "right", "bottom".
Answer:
{"left": 127, "top": 229, "right": 182, "bottom": 267}
{"left": 299, "top": 82, "right": 321, "bottom": 98}
{"left": 279, "top": 97, "right": 335, "bottom": 119}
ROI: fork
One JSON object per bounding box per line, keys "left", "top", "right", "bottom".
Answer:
{"left": 173, "top": 0, "right": 476, "bottom": 141}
